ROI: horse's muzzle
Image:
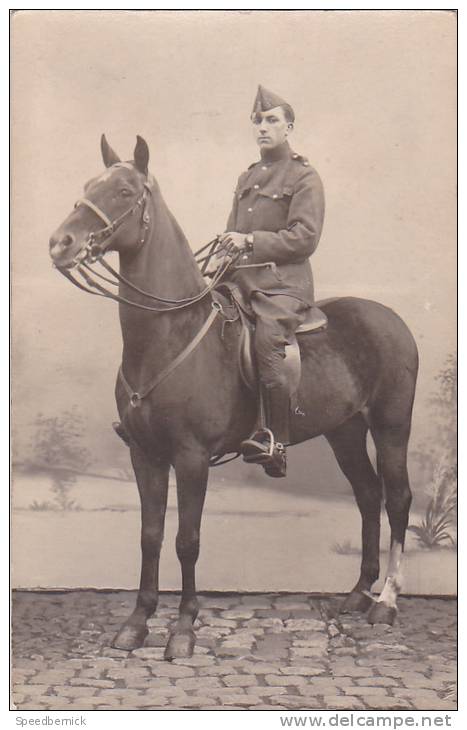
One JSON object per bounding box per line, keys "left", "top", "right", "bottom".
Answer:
{"left": 49, "top": 231, "right": 84, "bottom": 268}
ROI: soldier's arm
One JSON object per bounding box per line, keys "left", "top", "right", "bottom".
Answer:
{"left": 225, "top": 194, "right": 238, "bottom": 232}
{"left": 250, "top": 169, "right": 325, "bottom": 265}
{"left": 226, "top": 170, "right": 247, "bottom": 231}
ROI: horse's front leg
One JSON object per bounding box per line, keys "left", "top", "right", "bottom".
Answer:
{"left": 112, "top": 444, "right": 170, "bottom": 650}
{"left": 165, "top": 445, "right": 209, "bottom": 660}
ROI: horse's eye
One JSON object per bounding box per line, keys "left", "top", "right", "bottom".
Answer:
{"left": 120, "top": 188, "right": 132, "bottom": 197}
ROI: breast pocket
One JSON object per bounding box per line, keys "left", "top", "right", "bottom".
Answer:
{"left": 256, "top": 185, "right": 293, "bottom": 229}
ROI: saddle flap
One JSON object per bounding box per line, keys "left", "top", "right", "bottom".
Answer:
{"left": 296, "top": 307, "right": 328, "bottom": 334}
{"left": 213, "top": 283, "right": 327, "bottom": 392}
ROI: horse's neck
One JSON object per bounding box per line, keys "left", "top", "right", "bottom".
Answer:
{"left": 118, "top": 189, "right": 210, "bottom": 379}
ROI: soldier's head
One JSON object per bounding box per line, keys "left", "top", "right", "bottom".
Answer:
{"left": 251, "top": 85, "right": 295, "bottom": 151}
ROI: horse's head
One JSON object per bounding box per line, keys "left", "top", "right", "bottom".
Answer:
{"left": 49, "top": 135, "right": 152, "bottom": 269}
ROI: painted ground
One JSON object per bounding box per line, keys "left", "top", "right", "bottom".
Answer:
{"left": 12, "top": 474, "right": 456, "bottom": 594}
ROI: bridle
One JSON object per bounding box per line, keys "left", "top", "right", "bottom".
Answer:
{"left": 71, "top": 181, "right": 152, "bottom": 267}
{"left": 56, "top": 178, "right": 235, "bottom": 313}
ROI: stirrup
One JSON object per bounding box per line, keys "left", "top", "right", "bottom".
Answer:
{"left": 240, "top": 429, "right": 287, "bottom": 478}
{"left": 240, "top": 428, "right": 275, "bottom": 464}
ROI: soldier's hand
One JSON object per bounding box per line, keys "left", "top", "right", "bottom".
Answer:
{"left": 204, "top": 233, "right": 246, "bottom": 277}
{"left": 218, "top": 231, "right": 247, "bottom": 254}
{"left": 204, "top": 238, "right": 233, "bottom": 276}
{"left": 204, "top": 253, "right": 223, "bottom": 276}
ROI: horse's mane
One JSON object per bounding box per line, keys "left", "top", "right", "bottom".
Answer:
{"left": 147, "top": 173, "right": 206, "bottom": 288}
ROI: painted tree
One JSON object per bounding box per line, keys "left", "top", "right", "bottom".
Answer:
{"left": 409, "top": 353, "right": 457, "bottom": 548}
{"left": 27, "top": 407, "right": 91, "bottom": 510}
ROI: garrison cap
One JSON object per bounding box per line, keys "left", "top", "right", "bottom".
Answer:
{"left": 251, "top": 85, "right": 295, "bottom": 123}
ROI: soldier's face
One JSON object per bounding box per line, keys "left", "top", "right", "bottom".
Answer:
{"left": 252, "top": 106, "right": 292, "bottom": 150}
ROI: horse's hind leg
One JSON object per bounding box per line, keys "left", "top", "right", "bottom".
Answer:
{"left": 165, "top": 445, "right": 209, "bottom": 660}
{"left": 325, "top": 413, "right": 383, "bottom": 614}
{"left": 112, "top": 445, "right": 170, "bottom": 650}
{"left": 367, "top": 420, "right": 412, "bottom": 625}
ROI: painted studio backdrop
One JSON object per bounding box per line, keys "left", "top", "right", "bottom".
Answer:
{"left": 11, "top": 11, "right": 456, "bottom": 593}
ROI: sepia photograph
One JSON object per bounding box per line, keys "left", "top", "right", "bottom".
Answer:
{"left": 11, "top": 9, "right": 457, "bottom": 715}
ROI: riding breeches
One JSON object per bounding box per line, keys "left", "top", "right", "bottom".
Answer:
{"left": 251, "top": 293, "right": 309, "bottom": 393}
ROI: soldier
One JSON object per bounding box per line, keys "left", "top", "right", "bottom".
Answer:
{"left": 211, "top": 85, "right": 325, "bottom": 478}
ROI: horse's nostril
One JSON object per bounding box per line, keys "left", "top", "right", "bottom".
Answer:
{"left": 49, "top": 233, "right": 74, "bottom": 251}
{"left": 61, "top": 234, "right": 74, "bottom": 248}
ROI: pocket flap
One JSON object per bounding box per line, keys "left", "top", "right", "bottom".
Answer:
{"left": 236, "top": 186, "right": 251, "bottom": 200}
{"left": 258, "top": 185, "right": 293, "bottom": 200}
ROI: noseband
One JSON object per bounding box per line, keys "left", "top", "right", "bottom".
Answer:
{"left": 72, "top": 182, "right": 152, "bottom": 266}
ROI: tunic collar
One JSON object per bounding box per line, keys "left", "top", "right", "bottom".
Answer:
{"left": 260, "top": 141, "right": 291, "bottom": 163}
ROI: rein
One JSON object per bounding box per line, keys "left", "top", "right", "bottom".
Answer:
{"left": 78, "top": 253, "right": 233, "bottom": 311}
{"left": 63, "top": 258, "right": 232, "bottom": 313}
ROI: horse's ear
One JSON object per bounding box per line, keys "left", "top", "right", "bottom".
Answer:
{"left": 134, "top": 135, "right": 149, "bottom": 176}
{"left": 100, "top": 134, "right": 121, "bottom": 167}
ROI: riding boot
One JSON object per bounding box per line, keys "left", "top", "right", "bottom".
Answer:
{"left": 240, "top": 385, "right": 290, "bottom": 478}
{"left": 265, "top": 385, "right": 290, "bottom": 445}
{"left": 263, "top": 386, "right": 289, "bottom": 477}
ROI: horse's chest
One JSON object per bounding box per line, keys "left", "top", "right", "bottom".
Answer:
{"left": 122, "top": 395, "right": 197, "bottom": 450}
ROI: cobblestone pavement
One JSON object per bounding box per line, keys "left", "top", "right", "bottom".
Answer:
{"left": 12, "top": 592, "right": 456, "bottom": 711}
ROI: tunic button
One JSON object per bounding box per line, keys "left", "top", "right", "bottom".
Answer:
{"left": 272, "top": 194, "right": 278, "bottom": 199}
{"left": 247, "top": 207, "right": 253, "bottom": 213}
{"left": 242, "top": 255, "right": 248, "bottom": 261}
{"left": 261, "top": 165, "right": 268, "bottom": 171}
{"left": 253, "top": 184, "right": 259, "bottom": 189}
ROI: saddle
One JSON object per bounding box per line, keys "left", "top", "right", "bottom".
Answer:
{"left": 213, "top": 282, "right": 328, "bottom": 393}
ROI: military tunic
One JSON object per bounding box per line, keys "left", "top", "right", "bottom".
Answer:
{"left": 225, "top": 140, "right": 325, "bottom": 306}
{"left": 225, "top": 140, "right": 325, "bottom": 392}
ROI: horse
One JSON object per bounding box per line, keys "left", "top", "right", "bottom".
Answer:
{"left": 49, "top": 135, "right": 418, "bottom": 660}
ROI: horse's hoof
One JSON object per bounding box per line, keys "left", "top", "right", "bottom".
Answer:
{"left": 340, "top": 590, "right": 373, "bottom": 614}
{"left": 111, "top": 624, "right": 148, "bottom": 651}
{"left": 367, "top": 601, "right": 397, "bottom": 626}
{"left": 164, "top": 630, "right": 195, "bottom": 661}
